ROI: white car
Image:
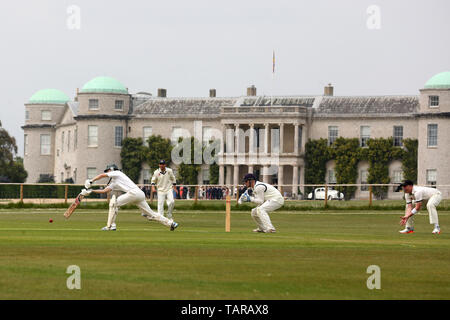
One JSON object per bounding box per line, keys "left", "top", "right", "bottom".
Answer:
{"left": 307, "top": 187, "right": 344, "bottom": 200}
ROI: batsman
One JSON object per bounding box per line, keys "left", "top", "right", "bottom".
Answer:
{"left": 239, "top": 173, "right": 284, "bottom": 233}
{"left": 83, "top": 164, "right": 178, "bottom": 231}
{"left": 151, "top": 160, "right": 177, "bottom": 219}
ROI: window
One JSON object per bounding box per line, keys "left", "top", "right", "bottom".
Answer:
{"left": 427, "top": 124, "right": 438, "bottom": 147}
{"left": 429, "top": 96, "right": 439, "bottom": 108}
{"left": 393, "top": 126, "right": 403, "bottom": 147}
{"left": 74, "top": 127, "right": 78, "bottom": 149}
{"left": 202, "top": 126, "right": 213, "bottom": 146}
{"left": 88, "top": 125, "right": 98, "bottom": 147}
{"left": 114, "top": 126, "right": 123, "bottom": 147}
{"left": 61, "top": 172, "right": 64, "bottom": 183}
{"left": 143, "top": 169, "right": 151, "bottom": 184}
{"left": 360, "top": 126, "right": 370, "bottom": 147}
{"left": 328, "top": 169, "right": 336, "bottom": 184}
{"left": 271, "top": 127, "right": 280, "bottom": 153}
{"left": 328, "top": 126, "right": 338, "bottom": 145}
{"left": 87, "top": 168, "right": 97, "bottom": 179}
{"left": 360, "top": 170, "right": 369, "bottom": 191}
{"left": 171, "top": 127, "right": 185, "bottom": 144}
{"left": 143, "top": 127, "right": 152, "bottom": 145}
{"left": 426, "top": 169, "right": 437, "bottom": 187}
{"left": 392, "top": 170, "right": 404, "bottom": 191}
{"left": 40, "top": 134, "right": 51, "bottom": 155}
{"left": 25, "top": 110, "right": 29, "bottom": 120}
{"left": 41, "top": 110, "right": 51, "bottom": 121}
{"left": 67, "top": 130, "right": 71, "bottom": 152}
{"left": 115, "top": 100, "right": 124, "bottom": 110}
{"left": 61, "top": 131, "right": 64, "bottom": 152}
{"left": 89, "top": 99, "right": 99, "bottom": 110}
{"left": 24, "top": 134, "right": 28, "bottom": 155}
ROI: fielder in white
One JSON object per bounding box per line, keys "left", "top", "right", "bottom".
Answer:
{"left": 82, "top": 164, "right": 178, "bottom": 231}
{"left": 398, "top": 180, "right": 442, "bottom": 234}
{"left": 151, "top": 160, "right": 177, "bottom": 219}
{"left": 238, "top": 173, "right": 284, "bottom": 233}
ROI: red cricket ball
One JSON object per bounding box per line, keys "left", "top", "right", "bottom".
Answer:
{"left": 49, "top": 219, "right": 53, "bottom": 223}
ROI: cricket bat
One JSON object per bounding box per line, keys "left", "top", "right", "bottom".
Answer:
{"left": 64, "top": 193, "right": 85, "bottom": 219}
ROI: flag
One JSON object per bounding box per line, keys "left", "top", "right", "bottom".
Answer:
{"left": 272, "top": 50, "right": 275, "bottom": 74}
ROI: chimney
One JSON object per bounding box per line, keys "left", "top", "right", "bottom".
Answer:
{"left": 74, "top": 88, "right": 79, "bottom": 101}
{"left": 247, "top": 85, "right": 257, "bottom": 96}
{"left": 157, "top": 88, "right": 167, "bottom": 97}
{"left": 209, "top": 89, "right": 216, "bottom": 98}
{"left": 324, "top": 83, "right": 334, "bottom": 96}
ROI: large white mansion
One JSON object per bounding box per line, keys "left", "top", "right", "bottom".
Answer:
{"left": 22, "top": 72, "right": 450, "bottom": 199}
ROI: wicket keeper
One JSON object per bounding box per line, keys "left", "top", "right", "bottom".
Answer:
{"left": 239, "top": 173, "right": 284, "bottom": 233}
{"left": 83, "top": 164, "right": 178, "bottom": 231}
{"left": 151, "top": 160, "right": 177, "bottom": 219}
{"left": 397, "top": 179, "right": 442, "bottom": 234}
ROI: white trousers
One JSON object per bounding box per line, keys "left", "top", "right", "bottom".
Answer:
{"left": 251, "top": 198, "right": 284, "bottom": 231}
{"left": 157, "top": 190, "right": 175, "bottom": 218}
{"left": 406, "top": 192, "right": 441, "bottom": 228}
{"left": 109, "top": 188, "right": 173, "bottom": 227}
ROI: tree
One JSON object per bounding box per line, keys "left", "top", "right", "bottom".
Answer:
{"left": 206, "top": 139, "right": 220, "bottom": 184}
{"left": 331, "top": 138, "right": 360, "bottom": 200}
{"left": 145, "top": 135, "right": 173, "bottom": 171}
{"left": 0, "top": 124, "right": 28, "bottom": 182}
{"left": 402, "top": 139, "right": 418, "bottom": 183}
{"left": 304, "top": 139, "right": 330, "bottom": 194}
{"left": 175, "top": 137, "right": 202, "bottom": 185}
{"left": 120, "top": 137, "right": 146, "bottom": 183}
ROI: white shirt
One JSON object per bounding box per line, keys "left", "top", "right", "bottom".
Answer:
{"left": 250, "top": 181, "right": 284, "bottom": 205}
{"left": 106, "top": 170, "right": 139, "bottom": 193}
{"left": 405, "top": 185, "right": 440, "bottom": 204}
{"left": 151, "top": 168, "right": 176, "bottom": 193}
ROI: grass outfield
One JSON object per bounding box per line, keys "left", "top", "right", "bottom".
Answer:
{"left": 0, "top": 207, "right": 449, "bottom": 299}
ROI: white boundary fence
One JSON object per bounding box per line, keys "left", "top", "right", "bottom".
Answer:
{"left": 0, "top": 183, "right": 449, "bottom": 206}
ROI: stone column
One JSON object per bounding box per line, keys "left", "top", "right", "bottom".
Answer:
{"left": 299, "top": 165, "right": 305, "bottom": 195}
{"left": 248, "top": 165, "right": 254, "bottom": 173}
{"left": 249, "top": 123, "right": 255, "bottom": 153}
{"left": 279, "top": 123, "right": 284, "bottom": 154}
{"left": 219, "top": 165, "right": 225, "bottom": 185}
{"left": 220, "top": 124, "right": 225, "bottom": 155}
{"left": 235, "top": 124, "right": 240, "bottom": 154}
{"left": 225, "top": 165, "right": 232, "bottom": 185}
{"left": 292, "top": 165, "right": 299, "bottom": 196}
{"left": 233, "top": 165, "right": 239, "bottom": 188}
{"left": 263, "top": 165, "right": 270, "bottom": 183}
{"left": 264, "top": 123, "right": 269, "bottom": 154}
{"left": 278, "top": 165, "right": 284, "bottom": 193}
{"left": 294, "top": 123, "right": 299, "bottom": 154}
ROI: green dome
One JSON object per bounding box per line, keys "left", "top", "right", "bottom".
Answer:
{"left": 81, "top": 76, "right": 128, "bottom": 94}
{"left": 29, "top": 89, "right": 70, "bottom": 104}
{"left": 424, "top": 71, "right": 450, "bottom": 89}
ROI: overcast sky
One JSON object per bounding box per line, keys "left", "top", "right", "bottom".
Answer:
{"left": 0, "top": 0, "right": 449, "bottom": 157}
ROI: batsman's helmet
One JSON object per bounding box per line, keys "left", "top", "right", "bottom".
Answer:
{"left": 243, "top": 173, "right": 257, "bottom": 182}
{"left": 159, "top": 159, "right": 166, "bottom": 165}
{"left": 104, "top": 164, "right": 119, "bottom": 172}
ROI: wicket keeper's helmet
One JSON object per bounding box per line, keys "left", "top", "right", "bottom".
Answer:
{"left": 243, "top": 173, "right": 257, "bottom": 182}
{"left": 104, "top": 164, "right": 119, "bottom": 172}
{"left": 159, "top": 160, "right": 166, "bottom": 165}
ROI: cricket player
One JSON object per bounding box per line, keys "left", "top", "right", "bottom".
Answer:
{"left": 82, "top": 164, "right": 178, "bottom": 231}
{"left": 238, "top": 173, "right": 284, "bottom": 233}
{"left": 151, "top": 160, "right": 177, "bottom": 219}
{"left": 397, "top": 180, "right": 442, "bottom": 234}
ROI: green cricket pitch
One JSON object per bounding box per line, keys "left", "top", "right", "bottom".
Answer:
{"left": 0, "top": 208, "right": 449, "bottom": 299}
